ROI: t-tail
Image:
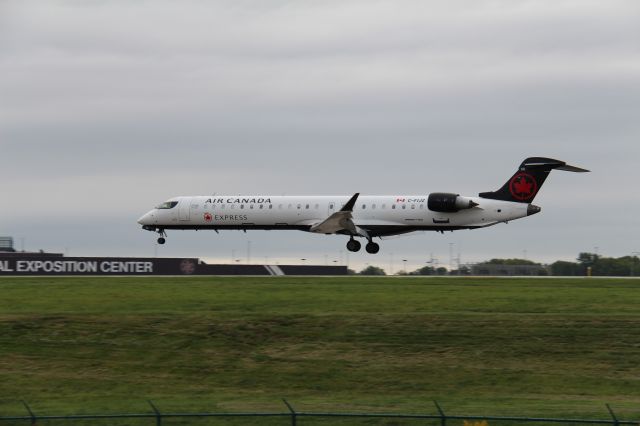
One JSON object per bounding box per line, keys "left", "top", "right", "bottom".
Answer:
{"left": 479, "top": 157, "right": 590, "bottom": 204}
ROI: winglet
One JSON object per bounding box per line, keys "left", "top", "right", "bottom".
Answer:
{"left": 340, "top": 193, "right": 359, "bottom": 212}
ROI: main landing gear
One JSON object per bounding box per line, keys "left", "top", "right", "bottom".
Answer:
{"left": 346, "top": 237, "right": 380, "bottom": 254}
{"left": 366, "top": 241, "right": 380, "bottom": 254}
{"left": 346, "top": 238, "right": 361, "bottom": 252}
{"left": 157, "top": 229, "right": 167, "bottom": 245}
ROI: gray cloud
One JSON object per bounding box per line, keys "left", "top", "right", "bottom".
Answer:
{"left": 1, "top": 0, "right": 639, "bottom": 270}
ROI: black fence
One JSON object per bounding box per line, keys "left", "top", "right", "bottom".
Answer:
{"left": 0, "top": 401, "right": 635, "bottom": 426}
{"left": 0, "top": 254, "right": 347, "bottom": 276}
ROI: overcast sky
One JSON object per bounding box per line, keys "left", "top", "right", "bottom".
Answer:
{"left": 1, "top": 0, "right": 639, "bottom": 271}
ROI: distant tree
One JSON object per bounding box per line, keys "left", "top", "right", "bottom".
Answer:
{"left": 577, "top": 252, "right": 599, "bottom": 267}
{"left": 592, "top": 257, "right": 630, "bottom": 276}
{"left": 436, "top": 267, "right": 448, "bottom": 275}
{"left": 457, "top": 265, "right": 471, "bottom": 275}
{"left": 550, "top": 261, "right": 583, "bottom": 276}
{"left": 347, "top": 268, "right": 357, "bottom": 275}
{"left": 481, "top": 258, "right": 539, "bottom": 266}
{"left": 552, "top": 253, "right": 640, "bottom": 277}
{"left": 359, "top": 266, "right": 386, "bottom": 276}
{"left": 411, "top": 266, "right": 436, "bottom": 276}
{"left": 626, "top": 256, "right": 640, "bottom": 277}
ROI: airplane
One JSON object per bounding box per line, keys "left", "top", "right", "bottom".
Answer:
{"left": 138, "top": 157, "right": 589, "bottom": 254}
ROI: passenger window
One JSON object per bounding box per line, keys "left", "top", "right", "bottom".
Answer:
{"left": 411, "top": 204, "right": 415, "bottom": 209}
{"left": 402, "top": 205, "right": 406, "bottom": 209}
{"left": 362, "top": 204, "right": 366, "bottom": 209}
{"left": 259, "top": 205, "right": 263, "bottom": 209}
{"left": 392, "top": 205, "right": 396, "bottom": 209}
{"left": 297, "top": 204, "right": 301, "bottom": 209}
{"left": 372, "top": 204, "right": 376, "bottom": 209}
{"left": 250, "top": 205, "right": 254, "bottom": 209}
{"left": 305, "top": 204, "right": 309, "bottom": 209}
{"left": 269, "top": 205, "right": 273, "bottom": 209}
{"left": 240, "top": 205, "right": 244, "bottom": 209}
{"left": 330, "top": 203, "right": 334, "bottom": 209}
{"left": 420, "top": 204, "right": 424, "bottom": 210}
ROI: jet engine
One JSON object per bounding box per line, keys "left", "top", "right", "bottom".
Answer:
{"left": 427, "top": 193, "right": 478, "bottom": 213}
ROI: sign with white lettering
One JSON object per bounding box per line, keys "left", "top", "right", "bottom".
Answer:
{"left": 0, "top": 255, "right": 348, "bottom": 276}
{"left": 0, "top": 256, "right": 196, "bottom": 276}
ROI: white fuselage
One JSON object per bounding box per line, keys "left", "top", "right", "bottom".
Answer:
{"left": 138, "top": 195, "right": 530, "bottom": 235}
{"left": 137, "top": 157, "right": 584, "bottom": 253}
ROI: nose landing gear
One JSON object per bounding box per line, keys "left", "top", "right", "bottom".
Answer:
{"left": 157, "top": 229, "right": 167, "bottom": 245}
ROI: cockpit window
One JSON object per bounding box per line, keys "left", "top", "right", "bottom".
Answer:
{"left": 156, "top": 201, "right": 178, "bottom": 209}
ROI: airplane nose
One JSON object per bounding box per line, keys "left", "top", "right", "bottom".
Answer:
{"left": 137, "top": 211, "right": 154, "bottom": 225}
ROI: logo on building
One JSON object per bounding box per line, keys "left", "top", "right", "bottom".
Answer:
{"left": 180, "top": 259, "right": 196, "bottom": 275}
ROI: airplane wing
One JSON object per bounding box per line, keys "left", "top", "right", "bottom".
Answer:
{"left": 309, "top": 193, "right": 369, "bottom": 237}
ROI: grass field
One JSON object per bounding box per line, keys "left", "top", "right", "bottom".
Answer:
{"left": 1, "top": 276, "right": 639, "bottom": 423}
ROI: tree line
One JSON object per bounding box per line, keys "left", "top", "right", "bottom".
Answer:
{"left": 356, "top": 253, "right": 640, "bottom": 276}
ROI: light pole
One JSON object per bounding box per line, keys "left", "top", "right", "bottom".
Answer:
{"left": 449, "top": 242, "right": 454, "bottom": 272}
{"left": 402, "top": 259, "right": 408, "bottom": 275}
{"left": 390, "top": 252, "right": 394, "bottom": 275}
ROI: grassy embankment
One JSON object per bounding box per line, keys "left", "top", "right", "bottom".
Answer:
{"left": 1, "top": 276, "right": 639, "bottom": 422}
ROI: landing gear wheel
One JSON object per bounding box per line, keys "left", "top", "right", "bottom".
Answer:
{"left": 346, "top": 239, "right": 361, "bottom": 252}
{"left": 365, "top": 241, "right": 380, "bottom": 254}
{"left": 156, "top": 229, "right": 167, "bottom": 245}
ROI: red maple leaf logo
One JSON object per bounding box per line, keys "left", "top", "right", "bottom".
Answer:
{"left": 203, "top": 212, "right": 213, "bottom": 222}
{"left": 509, "top": 173, "right": 537, "bottom": 201}
{"left": 513, "top": 178, "right": 532, "bottom": 194}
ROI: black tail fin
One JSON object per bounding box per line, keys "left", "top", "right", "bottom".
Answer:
{"left": 479, "top": 157, "right": 589, "bottom": 203}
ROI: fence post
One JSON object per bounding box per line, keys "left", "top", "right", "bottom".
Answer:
{"left": 21, "top": 400, "right": 36, "bottom": 426}
{"left": 148, "top": 400, "right": 162, "bottom": 426}
{"left": 434, "top": 400, "right": 446, "bottom": 426}
{"left": 282, "top": 399, "right": 297, "bottom": 426}
{"left": 606, "top": 404, "right": 619, "bottom": 426}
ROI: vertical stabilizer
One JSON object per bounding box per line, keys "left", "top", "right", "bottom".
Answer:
{"left": 479, "top": 157, "right": 589, "bottom": 203}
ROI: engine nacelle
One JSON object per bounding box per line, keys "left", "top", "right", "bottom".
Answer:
{"left": 428, "top": 193, "right": 478, "bottom": 213}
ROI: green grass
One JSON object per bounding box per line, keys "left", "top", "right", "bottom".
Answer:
{"left": 1, "top": 276, "right": 640, "bottom": 423}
